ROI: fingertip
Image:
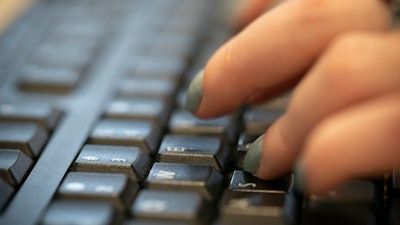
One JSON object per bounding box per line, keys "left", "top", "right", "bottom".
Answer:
{"left": 184, "top": 70, "right": 204, "bottom": 114}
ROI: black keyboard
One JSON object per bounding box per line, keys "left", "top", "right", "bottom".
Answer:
{"left": 0, "top": 0, "right": 399, "bottom": 225}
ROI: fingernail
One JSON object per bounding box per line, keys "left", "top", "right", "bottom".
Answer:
{"left": 184, "top": 70, "right": 204, "bottom": 113}
{"left": 293, "top": 160, "right": 306, "bottom": 194}
{"left": 243, "top": 134, "right": 265, "bottom": 175}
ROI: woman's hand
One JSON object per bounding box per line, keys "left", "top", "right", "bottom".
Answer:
{"left": 185, "top": 0, "right": 400, "bottom": 194}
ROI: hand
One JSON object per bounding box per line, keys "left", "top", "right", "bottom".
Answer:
{"left": 184, "top": 0, "right": 400, "bottom": 194}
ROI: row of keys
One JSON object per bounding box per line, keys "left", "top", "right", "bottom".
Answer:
{"left": 0, "top": 103, "right": 61, "bottom": 210}
{"left": 18, "top": 0, "right": 134, "bottom": 94}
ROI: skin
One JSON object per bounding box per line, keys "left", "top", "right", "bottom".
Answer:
{"left": 192, "top": 0, "right": 400, "bottom": 194}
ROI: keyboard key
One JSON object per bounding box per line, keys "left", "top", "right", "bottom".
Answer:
{"left": 157, "top": 135, "right": 232, "bottom": 172}
{"left": 0, "top": 149, "right": 33, "bottom": 186}
{"left": 0, "top": 179, "right": 14, "bottom": 211}
{"left": 130, "top": 190, "right": 210, "bottom": 224}
{"left": 243, "top": 107, "right": 283, "bottom": 135}
{"left": 168, "top": 110, "right": 238, "bottom": 144}
{"left": 19, "top": 65, "right": 81, "bottom": 93}
{"left": 88, "top": 119, "right": 161, "bottom": 155}
{"left": 219, "top": 190, "right": 287, "bottom": 225}
{"left": 41, "top": 200, "right": 116, "bottom": 225}
{"left": 104, "top": 98, "right": 169, "bottom": 126}
{"left": 73, "top": 144, "right": 151, "bottom": 182}
{"left": 301, "top": 180, "right": 377, "bottom": 225}
{"left": 126, "top": 56, "right": 186, "bottom": 81}
{"left": 0, "top": 122, "right": 49, "bottom": 158}
{"left": 118, "top": 78, "right": 177, "bottom": 102}
{"left": 0, "top": 102, "right": 61, "bottom": 131}
{"left": 228, "top": 170, "right": 291, "bottom": 194}
{"left": 145, "top": 162, "right": 223, "bottom": 201}
{"left": 58, "top": 172, "right": 139, "bottom": 210}
{"left": 30, "top": 42, "right": 92, "bottom": 70}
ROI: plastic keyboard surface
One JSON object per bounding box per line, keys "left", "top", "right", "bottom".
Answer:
{"left": 0, "top": 0, "right": 399, "bottom": 225}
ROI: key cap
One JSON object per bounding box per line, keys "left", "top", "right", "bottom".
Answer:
{"left": 88, "top": 119, "right": 161, "bottom": 155}
{"left": 301, "top": 180, "right": 377, "bottom": 225}
{"left": 130, "top": 190, "right": 210, "bottom": 225}
{"left": 126, "top": 56, "right": 185, "bottom": 81}
{"left": 229, "top": 170, "right": 291, "bottom": 194}
{"left": 73, "top": 144, "right": 151, "bottom": 182}
{"left": 243, "top": 107, "right": 283, "bottom": 135}
{"left": 0, "top": 149, "right": 33, "bottom": 186}
{"left": 145, "top": 162, "right": 223, "bottom": 201}
{"left": 0, "top": 179, "right": 14, "bottom": 211}
{"left": 41, "top": 200, "right": 116, "bottom": 225}
{"left": 19, "top": 65, "right": 81, "bottom": 93}
{"left": 0, "top": 102, "right": 61, "bottom": 131}
{"left": 30, "top": 42, "right": 92, "bottom": 71}
{"left": 118, "top": 78, "right": 177, "bottom": 102}
{"left": 104, "top": 98, "right": 169, "bottom": 126}
{"left": 219, "top": 190, "right": 287, "bottom": 225}
{"left": 157, "top": 135, "right": 232, "bottom": 172}
{"left": 168, "top": 110, "right": 238, "bottom": 144}
{"left": 0, "top": 122, "right": 49, "bottom": 158}
{"left": 58, "top": 172, "right": 138, "bottom": 210}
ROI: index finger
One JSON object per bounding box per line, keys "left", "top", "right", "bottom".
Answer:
{"left": 185, "top": 0, "right": 391, "bottom": 118}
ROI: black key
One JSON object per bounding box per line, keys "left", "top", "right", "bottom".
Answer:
{"left": 0, "top": 179, "right": 14, "bottom": 211}
{"left": 301, "top": 180, "right": 377, "bottom": 225}
{"left": 168, "top": 110, "right": 238, "bottom": 144}
{"left": 157, "top": 135, "right": 232, "bottom": 172}
{"left": 145, "top": 162, "right": 223, "bottom": 201}
{"left": 19, "top": 65, "right": 81, "bottom": 93}
{"left": 143, "top": 32, "right": 196, "bottom": 60}
{"left": 0, "top": 122, "right": 49, "bottom": 158}
{"left": 126, "top": 56, "right": 186, "bottom": 81}
{"left": 58, "top": 172, "right": 139, "bottom": 210}
{"left": 130, "top": 190, "right": 209, "bottom": 225}
{"left": 219, "top": 190, "right": 287, "bottom": 225}
{"left": 30, "top": 42, "right": 92, "bottom": 70}
{"left": 0, "top": 102, "right": 61, "bottom": 131}
{"left": 118, "top": 78, "right": 177, "bottom": 102}
{"left": 41, "top": 200, "right": 116, "bottom": 225}
{"left": 0, "top": 149, "right": 33, "bottom": 186}
{"left": 73, "top": 144, "right": 151, "bottom": 182}
{"left": 243, "top": 107, "right": 283, "bottom": 135}
{"left": 88, "top": 119, "right": 161, "bottom": 155}
{"left": 104, "top": 98, "right": 169, "bottom": 126}
{"left": 228, "top": 170, "right": 291, "bottom": 194}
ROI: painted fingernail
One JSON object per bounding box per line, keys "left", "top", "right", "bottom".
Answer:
{"left": 293, "top": 160, "right": 306, "bottom": 194}
{"left": 243, "top": 134, "right": 265, "bottom": 175}
{"left": 184, "top": 70, "right": 204, "bottom": 113}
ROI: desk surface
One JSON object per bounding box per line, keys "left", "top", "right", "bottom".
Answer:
{"left": 0, "top": 0, "right": 34, "bottom": 34}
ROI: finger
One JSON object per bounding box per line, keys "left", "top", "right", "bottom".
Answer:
{"left": 300, "top": 92, "right": 400, "bottom": 194}
{"left": 250, "top": 31, "right": 400, "bottom": 180}
{"left": 230, "top": 0, "right": 279, "bottom": 30}
{"left": 186, "top": 0, "right": 391, "bottom": 118}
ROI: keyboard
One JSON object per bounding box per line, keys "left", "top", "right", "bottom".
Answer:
{"left": 0, "top": 0, "right": 399, "bottom": 225}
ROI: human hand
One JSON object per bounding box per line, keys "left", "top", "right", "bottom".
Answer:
{"left": 184, "top": 0, "right": 400, "bottom": 194}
